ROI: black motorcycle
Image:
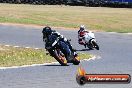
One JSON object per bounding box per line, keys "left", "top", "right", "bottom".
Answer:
{"left": 46, "top": 34, "right": 80, "bottom": 66}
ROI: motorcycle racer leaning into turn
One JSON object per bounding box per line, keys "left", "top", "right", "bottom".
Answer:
{"left": 78, "top": 25, "right": 95, "bottom": 48}
{"left": 42, "top": 26, "right": 77, "bottom": 62}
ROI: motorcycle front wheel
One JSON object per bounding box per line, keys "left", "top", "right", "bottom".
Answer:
{"left": 92, "top": 41, "right": 99, "bottom": 50}
{"left": 52, "top": 49, "right": 68, "bottom": 66}
{"left": 72, "top": 54, "right": 80, "bottom": 65}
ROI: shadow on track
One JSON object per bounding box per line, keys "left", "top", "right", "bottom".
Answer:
{"left": 76, "top": 49, "right": 93, "bottom": 51}
{"left": 44, "top": 64, "right": 69, "bottom": 66}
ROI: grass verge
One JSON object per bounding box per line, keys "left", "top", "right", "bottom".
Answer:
{"left": 0, "top": 4, "right": 132, "bottom": 33}
{"left": 0, "top": 45, "right": 91, "bottom": 67}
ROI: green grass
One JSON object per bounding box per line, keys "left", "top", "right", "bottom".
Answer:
{"left": 0, "top": 4, "right": 132, "bottom": 33}
{"left": 0, "top": 45, "right": 91, "bottom": 67}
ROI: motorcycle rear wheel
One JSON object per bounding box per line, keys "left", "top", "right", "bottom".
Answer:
{"left": 87, "top": 43, "right": 93, "bottom": 50}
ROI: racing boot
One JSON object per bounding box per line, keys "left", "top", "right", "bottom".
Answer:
{"left": 84, "top": 44, "right": 87, "bottom": 48}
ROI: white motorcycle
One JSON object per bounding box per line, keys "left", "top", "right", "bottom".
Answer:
{"left": 79, "top": 31, "right": 99, "bottom": 50}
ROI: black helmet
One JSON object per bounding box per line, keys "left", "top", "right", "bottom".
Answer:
{"left": 42, "top": 26, "right": 52, "bottom": 37}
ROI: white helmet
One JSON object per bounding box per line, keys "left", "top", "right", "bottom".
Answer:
{"left": 80, "top": 25, "right": 85, "bottom": 29}
{"left": 80, "top": 25, "right": 86, "bottom": 32}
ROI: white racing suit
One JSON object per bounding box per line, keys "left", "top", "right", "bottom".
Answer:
{"left": 78, "top": 30, "right": 95, "bottom": 47}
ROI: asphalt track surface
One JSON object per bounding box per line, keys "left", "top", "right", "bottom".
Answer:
{"left": 0, "top": 24, "right": 132, "bottom": 88}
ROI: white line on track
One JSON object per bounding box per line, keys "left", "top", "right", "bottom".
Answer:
{"left": 0, "top": 62, "right": 59, "bottom": 70}
{"left": 0, "top": 44, "right": 100, "bottom": 70}
{"left": 14, "top": 46, "right": 20, "bottom": 48}
{"left": 5, "top": 45, "right": 10, "bottom": 47}
{"left": 125, "top": 33, "right": 132, "bottom": 35}
{"left": 108, "top": 32, "right": 132, "bottom": 35}
{"left": 108, "top": 32, "right": 117, "bottom": 34}
{"left": 25, "top": 47, "right": 30, "bottom": 49}
{"left": 34, "top": 48, "right": 40, "bottom": 50}
{"left": 0, "top": 56, "right": 99, "bottom": 70}
{"left": 81, "top": 56, "right": 96, "bottom": 61}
